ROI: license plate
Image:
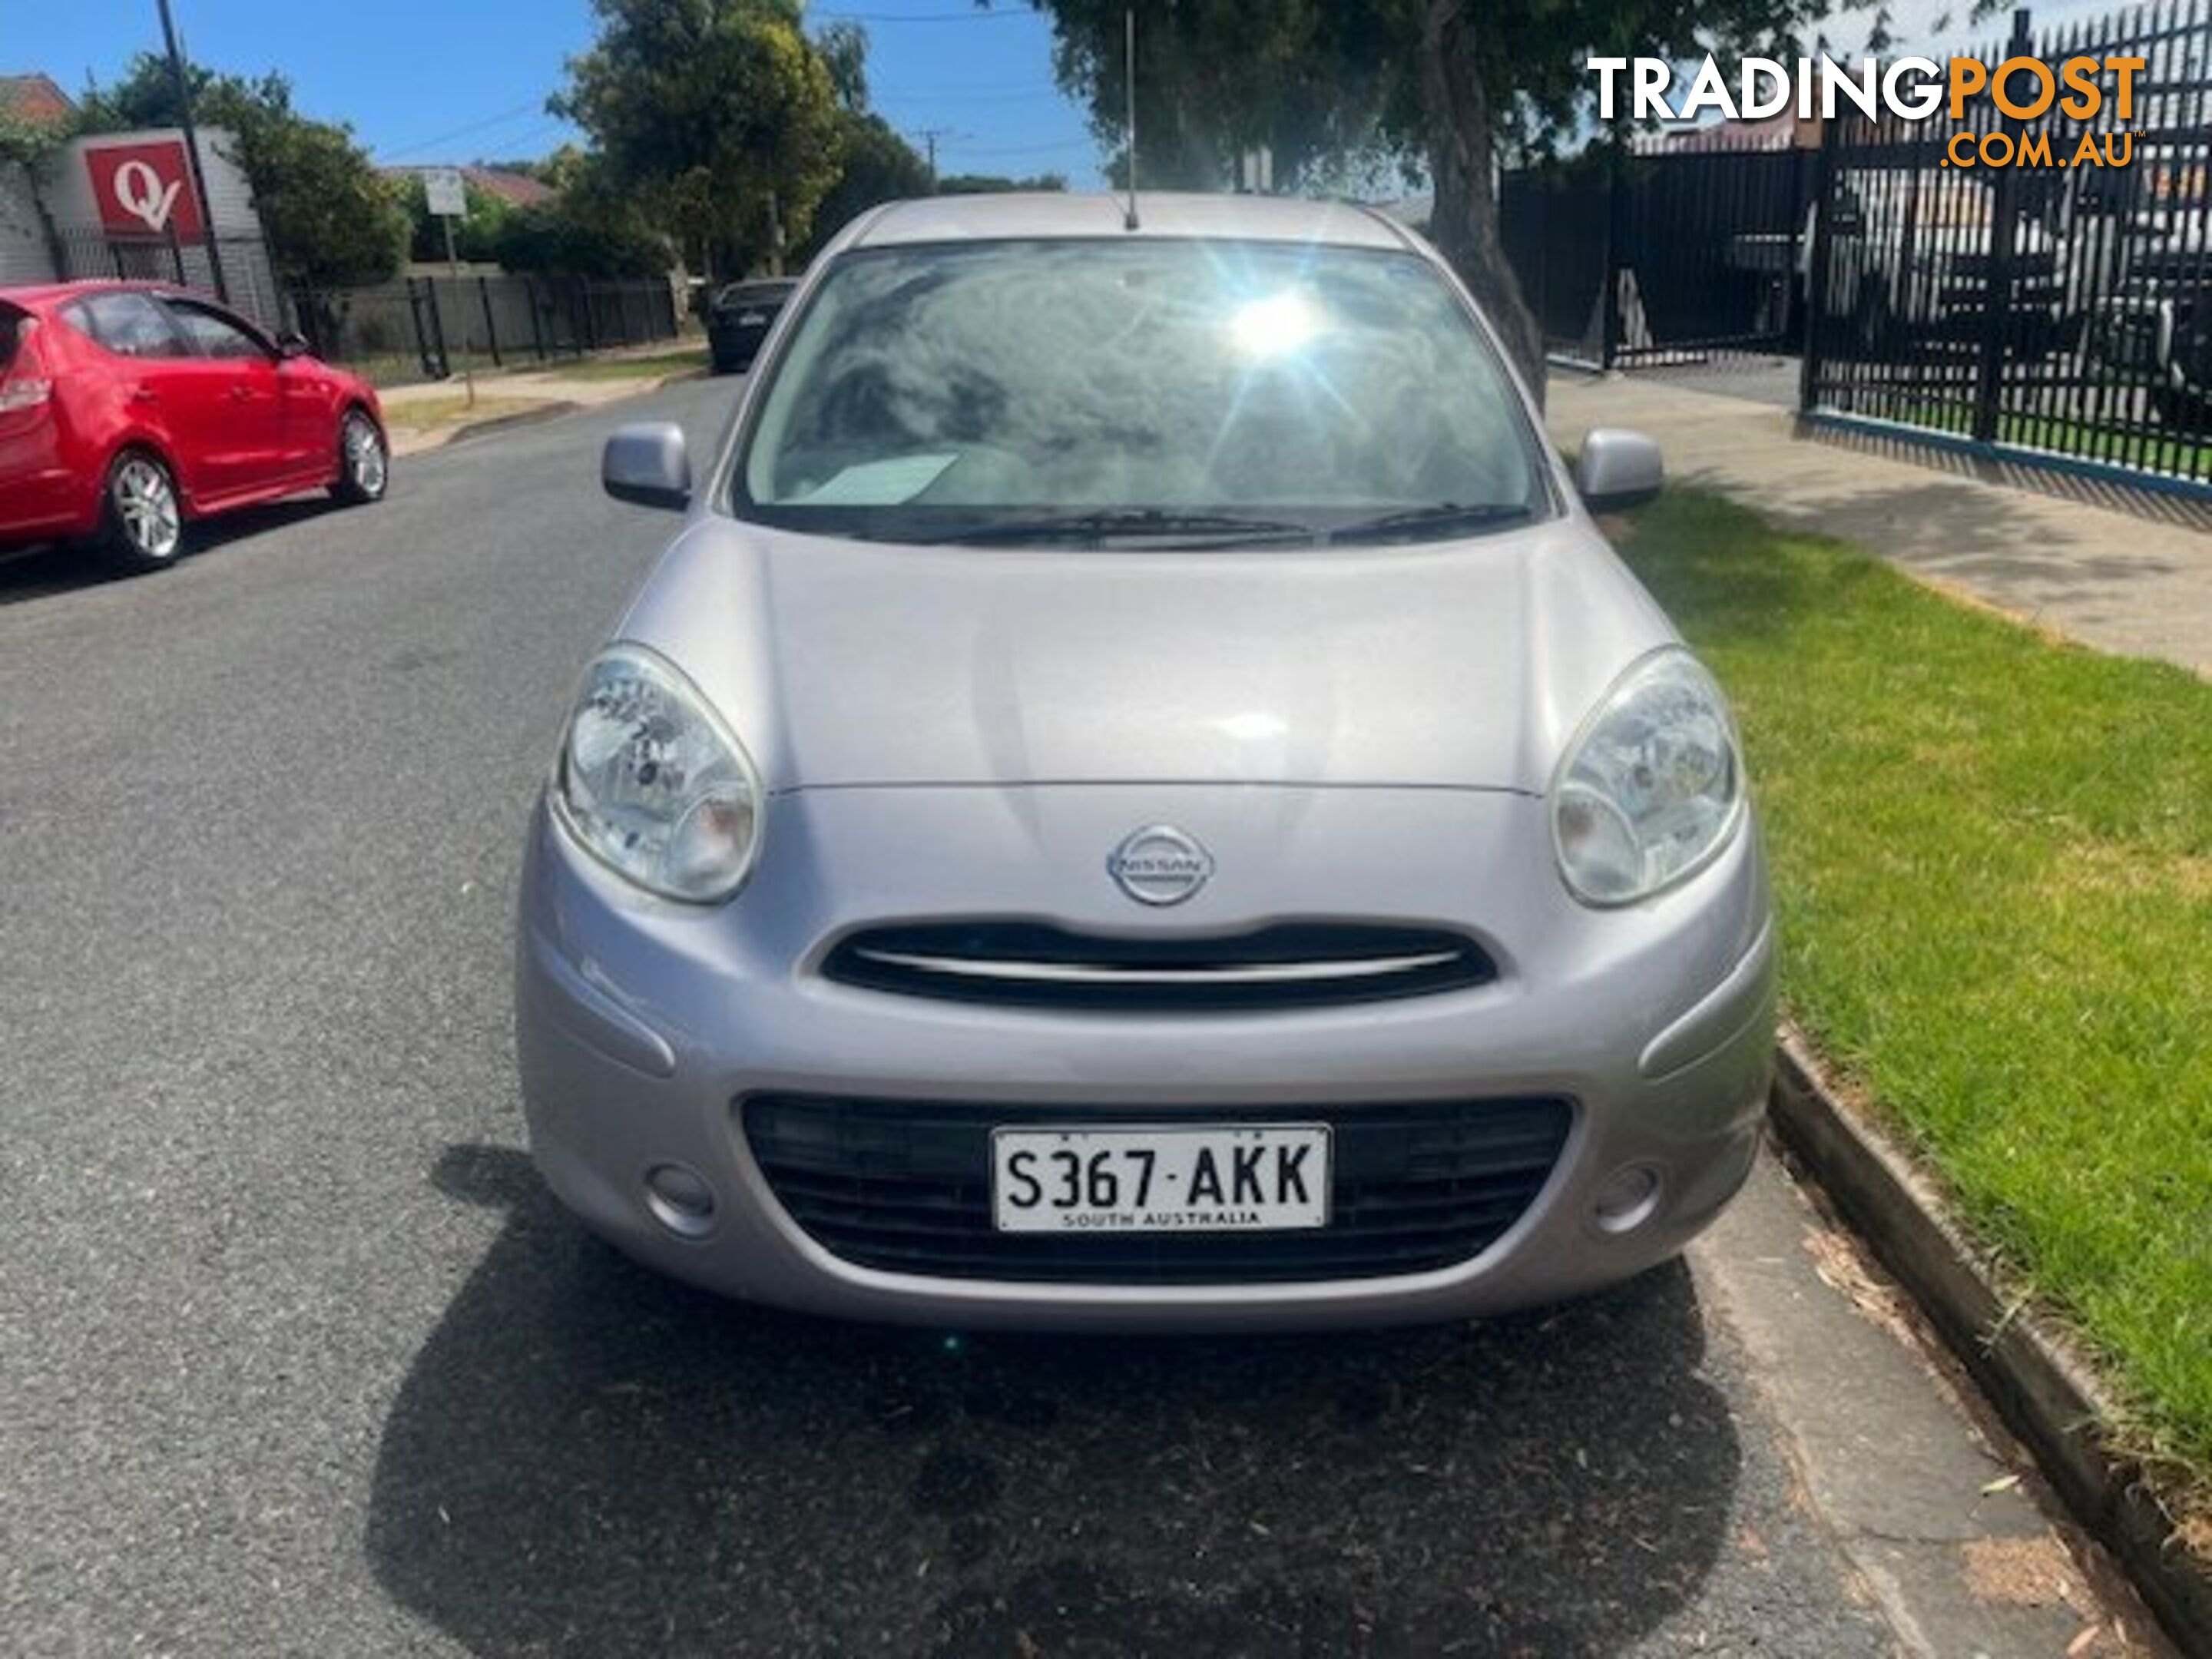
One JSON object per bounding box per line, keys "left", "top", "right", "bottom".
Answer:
{"left": 991, "top": 1124, "right": 1330, "bottom": 1233}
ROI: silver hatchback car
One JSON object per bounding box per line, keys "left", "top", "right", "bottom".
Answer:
{"left": 515, "top": 193, "right": 1773, "bottom": 1330}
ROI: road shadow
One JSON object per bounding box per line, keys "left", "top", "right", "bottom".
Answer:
{"left": 368, "top": 1146, "right": 1747, "bottom": 1657}
{"left": 0, "top": 495, "right": 346, "bottom": 609}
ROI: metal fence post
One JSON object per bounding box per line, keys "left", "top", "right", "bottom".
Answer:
{"left": 412, "top": 276, "right": 450, "bottom": 381}
{"left": 478, "top": 276, "right": 502, "bottom": 368}
{"left": 1972, "top": 7, "right": 2036, "bottom": 444}
{"left": 1601, "top": 147, "right": 1624, "bottom": 369}
{"left": 525, "top": 276, "right": 548, "bottom": 363}
{"left": 1799, "top": 115, "right": 1837, "bottom": 415}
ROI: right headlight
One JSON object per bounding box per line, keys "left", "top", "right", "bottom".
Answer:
{"left": 550, "top": 643, "right": 763, "bottom": 904}
{"left": 1552, "top": 648, "right": 1744, "bottom": 906}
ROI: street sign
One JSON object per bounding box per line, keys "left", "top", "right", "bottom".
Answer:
{"left": 422, "top": 167, "right": 466, "bottom": 219}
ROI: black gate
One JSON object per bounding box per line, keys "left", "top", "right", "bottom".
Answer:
{"left": 1803, "top": 2, "right": 2212, "bottom": 485}
{"left": 1502, "top": 135, "right": 1816, "bottom": 368}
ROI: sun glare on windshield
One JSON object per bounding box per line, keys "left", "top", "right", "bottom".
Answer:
{"left": 1228, "top": 290, "right": 1326, "bottom": 360}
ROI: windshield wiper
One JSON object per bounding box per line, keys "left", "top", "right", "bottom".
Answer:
{"left": 941, "top": 508, "right": 1319, "bottom": 548}
{"left": 1329, "top": 502, "right": 1536, "bottom": 545}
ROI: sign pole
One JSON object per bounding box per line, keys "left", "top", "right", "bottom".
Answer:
{"left": 425, "top": 167, "right": 475, "bottom": 407}
{"left": 442, "top": 213, "right": 475, "bottom": 408}
{"left": 155, "top": 0, "right": 227, "bottom": 303}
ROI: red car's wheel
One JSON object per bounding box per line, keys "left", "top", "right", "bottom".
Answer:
{"left": 96, "top": 450, "right": 184, "bottom": 575}
{"left": 331, "top": 409, "right": 388, "bottom": 505}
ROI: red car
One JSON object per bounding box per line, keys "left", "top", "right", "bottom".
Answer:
{"left": 0, "top": 281, "right": 387, "bottom": 575}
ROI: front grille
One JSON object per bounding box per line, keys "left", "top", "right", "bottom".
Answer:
{"left": 743, "top": 1094, "right": 1572, "bottom": 1284}
{"left": 820, "top": 922, "right": 1497, "bottom": 1013}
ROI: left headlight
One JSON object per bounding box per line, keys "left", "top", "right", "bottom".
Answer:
{"left": 1552, "top": 647, "right": 1744, "bottom": 906}
{"left": 551, "top": 643, "right": 763, "bottom": 904}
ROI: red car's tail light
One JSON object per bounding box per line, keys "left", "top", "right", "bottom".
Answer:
{"left": 0, "top": 377, "right": 53, "bottom": 413}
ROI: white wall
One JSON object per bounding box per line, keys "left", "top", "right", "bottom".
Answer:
{"left": 0, "top": 164, "right": 52, "bottom": 285}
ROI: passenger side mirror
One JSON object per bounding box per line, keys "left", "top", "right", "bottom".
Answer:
{"left": 275, "top": 331, "right": 311, "bottom": 359}
{"left": 603, "top": 422, "right": 691, "bottom": 511}
{"left": 1573, "top": 429, "right": 1664, "bottom": 513}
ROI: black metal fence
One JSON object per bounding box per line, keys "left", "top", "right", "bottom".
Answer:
{"left": 1503, "top": 1, "right": 2212, "bottom": 492}
{"left": 286, "top": 273, "right": 684, "bottom": 384}
{"left": 1803, "top": 2, "right": 2212, "bottom": 485}
{"left": 1502, "top": 135, "right": 1815, "bottom": 368}
{"left": 41, "top": 224, "right": 683, "bottom": 386}
{"left": 49, "top": 226, "right": 286, "bottom": 333}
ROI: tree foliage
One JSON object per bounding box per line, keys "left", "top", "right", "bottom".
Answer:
{"left": 401, "top": 174, "right": 514, "bottom": 264}
{"left": 495, "top": 150, "right": 674, "bottom": 276}
{"left": 1030, "top": 0, "right": 1834, "bottom": 393}
{"left": 75, "top": 55, "right": 408, "bottom": 287}
{"left": 937, "top": 172, "right": 1071, "bottom": 195}
{"left": 797, "top": 110, "right": 931, "bottom": 264}
{"left": 0, "top": 112, "right": 65, "bottom": 174}
{"left": 555, "top": 0, "right": 847, "bottom": 277}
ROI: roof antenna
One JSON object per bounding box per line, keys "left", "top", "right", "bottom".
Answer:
{"left": 1122, "top": 6, "right": 1141, "bottom": 230}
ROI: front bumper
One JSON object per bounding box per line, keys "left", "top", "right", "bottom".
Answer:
{"left": 515, "top": 783, "right": 1774, "bottom": 1330}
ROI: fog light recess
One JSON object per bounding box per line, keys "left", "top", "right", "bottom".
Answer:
{"left": 644, "top": 1162, "right": 717, "bottom": 1239}
{"left": 1591, "top": 1163, "right": 1663, "bottom": 1235}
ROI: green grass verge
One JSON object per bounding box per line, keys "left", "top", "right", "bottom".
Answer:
{"left": 1621, "top": 487, "right": 2212, "bottom": 1489}
{"left": 551, "top": 347, "right": 707, "bottom": 382}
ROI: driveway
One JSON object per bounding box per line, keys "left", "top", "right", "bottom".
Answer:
{"left": 0, "top": 382, "right": 2146, "bottom": 1655}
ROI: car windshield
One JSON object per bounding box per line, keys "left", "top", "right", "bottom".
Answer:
{"left": 733, "top": 237, "right": 1545, "bottom": 545}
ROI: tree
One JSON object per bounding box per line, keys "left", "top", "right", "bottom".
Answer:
{"left": 75, "top": 55, "right": 407, "bottom": 287}
{"left": 555, "top": 0, "right": 847, "bottom": 277}
{"left": 936, "top": 172, "right": 1070, "bottom": 195}
{"left": 796, "top": 111, "right": 930, "bottom": 263}
{"left": 493, "top": 152, "right": 674, "bottom": 277}
{"left": 1028, "top": 0, "right": 1833, "bottom": 397}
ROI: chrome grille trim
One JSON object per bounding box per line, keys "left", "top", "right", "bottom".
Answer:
{"left": 846, "top": 946, "right": 1466, "bottom": 987}
{"left": 822, "top": 922, "right": 1497, "bottom": 1012}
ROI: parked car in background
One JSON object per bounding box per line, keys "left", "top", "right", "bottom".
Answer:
{"left": 704, "top": 278, "right": 797, "bottom": 373}
{"left": 0, "top": 282, "right": 386, "bottom": 575}
{"left": 517, "top": 192, "right": 1773, "bottom": 1332}
{"left": 2081, "top": 168, "right": 2212, "bottom": 431}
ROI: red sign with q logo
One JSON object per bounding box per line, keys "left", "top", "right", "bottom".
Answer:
{"left": 84, "top": 141, "right": 205, "bottom": 239}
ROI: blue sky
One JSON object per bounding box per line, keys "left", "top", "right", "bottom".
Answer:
{"left": 8, "top": 0, "right": 1104, "bottom": 186}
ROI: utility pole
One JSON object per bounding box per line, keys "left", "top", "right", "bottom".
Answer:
{"left": 155, "top": 0, "right": 227, "bottom": 302}
{"left": 913, "top": 127, "right": 959, "bottom": 194}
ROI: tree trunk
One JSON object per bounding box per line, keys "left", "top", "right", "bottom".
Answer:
{"left": 1421, "top": 0, "right": 1545, "bottom": 408}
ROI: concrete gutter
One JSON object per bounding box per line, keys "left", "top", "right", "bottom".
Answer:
{"left": 389, "top": 402, "right": 584, "bottom": 458}
{"left": 1769, "top": 1029, "right": 2212, "bottom": 1654}
{"left": 385, "top": 364, "right": 710, "bottom": 460}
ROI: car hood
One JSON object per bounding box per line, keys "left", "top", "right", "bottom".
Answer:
{"left": 614, "top": 516, "right": 1679, "bottom": 794}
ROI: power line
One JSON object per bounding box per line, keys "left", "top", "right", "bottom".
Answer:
{"left": 376, "top": 101, "right": 554, "bottom": 161}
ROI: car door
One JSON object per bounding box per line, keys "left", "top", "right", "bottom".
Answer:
{"left": 72, "top": 291, "right": 217, "bottom": 497}
{"left": 157, "top": 297, "right": 289, "bottom": 498}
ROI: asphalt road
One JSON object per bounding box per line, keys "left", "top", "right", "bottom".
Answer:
{"left": 0, "top": 379, "right": 1967, "bottom": 1655}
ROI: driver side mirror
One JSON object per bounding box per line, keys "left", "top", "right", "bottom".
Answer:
{"left": 1574, "top": 428, "right": 1664, "bottom": 513}
{"left": 276, "top": 330, "right": 311, "bottom": 359}
{"left": 603, "top": 422, "right": 691, "bottom": 511}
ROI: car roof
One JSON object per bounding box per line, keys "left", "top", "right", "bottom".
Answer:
{"left": 846, "top": 191, "right": 1416, "bottom": 253}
